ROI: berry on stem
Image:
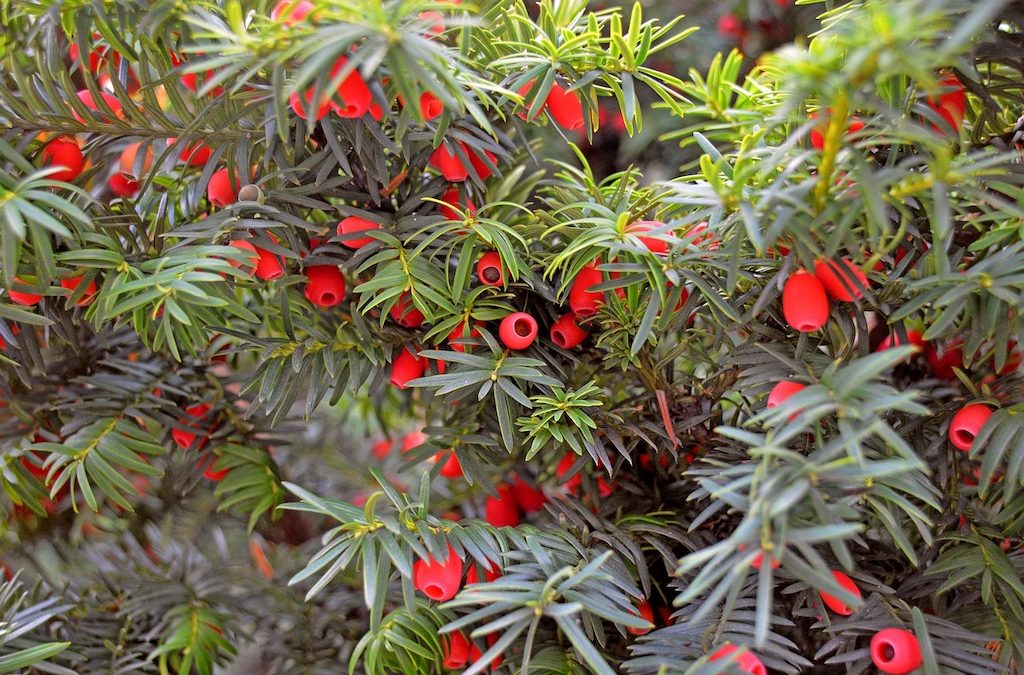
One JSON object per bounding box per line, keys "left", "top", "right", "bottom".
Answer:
{"left": 550, "top": 313, "right": 588, "bottom": 349}
{"left": 948, "top": 403, "right": 993, "bottom": 452}
{"left": 108, "top": 173, "right": 140, "bottom": 197}
{"left": 767, "top": 380, "right": 805, "bottom": 408}
{"left": 303, "top": 265, "right": 345, "bottom": 308}
{"left": 337, "top": 216, "right": 380, "bottom": 249}
{"left": 442, "top": 631, "right": 472, "bottom": 669}
{"left": 60, "top": 276, "right": 97, "bottom": 306}
{"left": 627, "top": 600, "right": 655, "bottom": 636}
{"left": 40, "top": 138, "right": 84, "bottom": 182}
{"left": 390, "top": 347, "right": 426, "bottom": 389}
{"left": 870, "top": 628, "right": 923, "bottom": 675}
{"left": 782, "top": 270, "right": 829, "bottom": 332}
{"left": 545, "top": 82, "right": 584, "bottom": 130}
{"left": 8, "top": 278, "right": 42, "bottom": 306}
{"left": 569, "top": 261, "right": 604, "bottom": 317}
{"left": 499, "top": 312, "right": 538, "bottom": 350}
{"left": 389, "top": 292, "right": 425, "bottom": 328}
{"left": 814, "top": 257, "right": 869, "bottom": 301}
{"left": 208, "top": 169, "right": 238, "bottom": 208}
{"left": 413, "top": 544, "right": 463, "bottom": 602}
{"left": 476, "top": 252, "right": 504, "bottom": 286}
{"left": 484, "top": 484, "right": 521, "bottom": 527}
{"left": 708, "top": 644, "right": 767, "bottom": 675}
{"left": 819, "top": 570, "right": 861, "bottom": 615}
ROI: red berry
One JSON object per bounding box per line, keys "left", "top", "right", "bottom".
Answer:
{"left": 390, "top": 347, "right": 426, "bottom": 389}
{"left": 303, "top": 265, "right": 345, "bottom": 307}
{"left": 927, "top": 72, "right": 966, "bottom": 134}
{"left": 499, "top": 312, "right": 538, "bottom": 350}
{"left": 419, "top": 10, "right": 446, "bottom": 36}
{"left": 556, "top": 453, "right": 582, "bottom": 494}
{"left": 118, "top": 142, "right": 153, "bottom": 180}
{"left": 172, "top": 403, "right": 212, "bottom": 450}
{"left": 59, "top": 275, "right": 97, "bottom": 306}
{"left": 108, "top": 172, "right": 140, "bottom": 197}
{"left": 550, "top": 312, "right": 588, "bottom": 349}
{"left": 708, "top": 644, "right": 766, "bottom": 675}
{"left": 465, "top": 562, "right": 501, "bottom": 584}
{"left": 439, "top": 186, "right": 476, "bottom": 220}
{"left": 418, "top": 91, "right": 444, "bottom": 120}
{"left": 429, "top": 142, "right": 495, "bottom": 182}
{"left": 413, "top": 544, "right": 463, "bottom": 601}
{"left": 442, "top": 631, "right": 471, "bottom": 669}
{"left": 484, "top": 484, "right": 521, "bottom": 527}
{"left": 337, "top": 216, "right": 380, "bottom": 249}
{"left": 545, "top": 82, "right": 584, "bottom": 131}
{"left": 510, "top": 476, "right": 547, "bottom": 512}
{"left": 626, "top": 220, "right": 671, "bottom": 254}
{"left": 925, "top": 341, "right": 964, "bottom": 379}
{"left": 476, "top": 252, "right": 504, "bottom": 286}
{"left": 767, "top": 380, "right": 805, "bottom": 408}
{"left": 68, "top": 33, "right": 112, "bottom": 73}
{"left": 8, "top": 278, "right": 42, "bottom": 306}
{"left": 177, "top": 141, "right": 212, "bottom": 166}
{"left": 371, "top": 439, "right": 393, "bottom": 458}
{"left": 750, "top": 549, "right": 781, "bottom": 570}
{"left": 328, "top": 56, "right": 372, "bottom": 118}
{"left": 73, "top": 89, "right": 123, "bottom": 122}
{"left": 271, "top": 0, "right": 314, "bottom": 24}
{"left": 782, "top": 270, "right": 829, "bottom": 332}
{"left": 627, "top": 600, "right": 655, "bottom": 636}
{"left": 289, "top": 89, "right": 332, "bottom": 120}
{"left": 819, "top": 570, "right": 861, "bottom": 615}
{"left": 717, "top": 14, "right": 745, "bottom": 39}
{"left": 389, "top": 292, "right": 424, "bottom": 328}
{"left": 876, "top": 329, "right": 925, "bottom": 354}
{"left": 228, "top": 240, "right": 260, "bottom": 276}
{"left": 517, "top": 79, "right": 543, "bottom": 121}
{"left": 40, "top": 138, "right": 85, "bottom": 182}
{"left": 569, "top": 261, "right": 604, "bottom": 317}
{"left": 870, "top": 628, "right": 923, "bottom": 675}
{"left": 948, "top": 403, "right": 993, "bottom": 452}
{"left": 448, "top": 322, "right": 481, "bottom": 353}
{"left": 814, "top": 258, "right": 869, "bottom": 301}
{"left": 436, "top": 451, "right": 462, "bottom": 479}
{"left": 251, "top": 242, "right": 285, "bottom": 281}
{"left": 207, "top": 169, "right": 238, "bottom": 208}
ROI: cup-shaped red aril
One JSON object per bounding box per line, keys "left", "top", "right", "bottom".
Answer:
{"left": 439, "top": 186, "right": 476, "bottom": 220}
{"left": 390, "top": 347, "right": 426, "bottom": 389}
{"left": 442, "top": 631, "right": 471, "bottom": 669}
{"left": 413, "top": 544, "right": 463, "bottom": 602}
{"left": 228, "top": 240, "right": 260, "bottom": 276}
{"left": 252, "top": 244, "right": 285, "bottom": 281}
{"left": 517, "top": 78, "right": 543, "bottom": 120}
{"left": 447, "top": 323, "right": 481, "bottom": 353}
{"left": 41, "top": 138, "right": 84, "bottom": 182}
{"left": 767, "top": 380, "right": 805, "bottom": 408}
{"left": 626, "top": 220, "right": 671, "bottom": 254}
{"left": 337, "top": 216, "right": 380, "bottom": 249}
{"left": 510, "top": 476, "right": 547, "bottom": 512}
{"left": 8, "top": 278, "right": 42, "bottom": 306}
{"left": 499, "top": 312, "right": 538, "bottom": 350}
{"left": 925, "top": 341, "right": 964, "bottom": 379}
{"left": 73, "top": 89, "right": 123, "bottom": 122}
{"left": 569, "top": 263, "right": 604, "bottom": 317}
{"left": 484, "top": 484, "right": 521, "bottom": 527}
{"left": 207, "top": 169, "right": 238, "bottom": 208}
{"left": 327, "top": 56, "right": 372, "bottom": 118}
{"left": 545, "top": 82, "right": 584, "bottom": 131}
{"left": 708, "top": 644, "right": 767, "bottom": 675}
{"left": 927, "top": 72, "right": 966, "bottom": 133}
{"left": 436, "top": 451, "right": 462, "bottom": 479}
{"left": 271, "top": 0, "right": 314, "bottom": 24}
{"left": 429, "top": 144, "right": 469, "bottom": 182}
{"left": 289, "top": 89, "right": 332, "bottom": 120}
{"left": 819, "top": 570, "right": 861, "bottom": 615}
{"left": 948, "top": 403, "right": 993, "bottom": 452}
{"left": 627, "top": 600, "right": 655, "bottom": 636}
{"left": 782, "top": 270, "right": 829, "bottom": 332}
{"left": 814, "top": 258, "right": 869, "bottom": 301}
{"left": 389, "top": 292, "right": 424, "bottom": 328}
{"left": 550, "top": 313, "right": 588, "bottom": 349}
{"left": 172, "top": 403, "right": 212, "bottom": 450}
{"left": 870, "top": 628, "right": 923, "bottom": 675}
{"left": 303, "top": 265, "right": 345, "bottom": 308}
{"left": 476, "top": 252, "right": 504, "bottom": 286}
{"left": 108, "top": 173, "right": 140, "bottom": 197}
{"left": 59, "top": 275, "right": 97, "bottom": 306}
{"left": 178, "top": 141, "right": 212, "bottom": 166}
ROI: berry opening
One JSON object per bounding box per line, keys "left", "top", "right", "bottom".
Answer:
{"left": 576, "top": 306, "right": 595, "bottom": 318}
{"left": 319, "top": 293, "right": 336, "bottom": 305}
{"left": 423, "top": 583, "right": 445, "bottom": 600}
{"left": 514, "top": 318, "right": 533, "bottom": 337}
{"left": 482, "top": 267, "right": 501, "bottom": 283}
{"left": 954, "top": 428, "right": 974, "bottom": 447}
{"left": 552, "top": 329, "right": 567, "bottom": 348}
{"left": 872, "top": 638, "right": 896, "bottom": 664}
